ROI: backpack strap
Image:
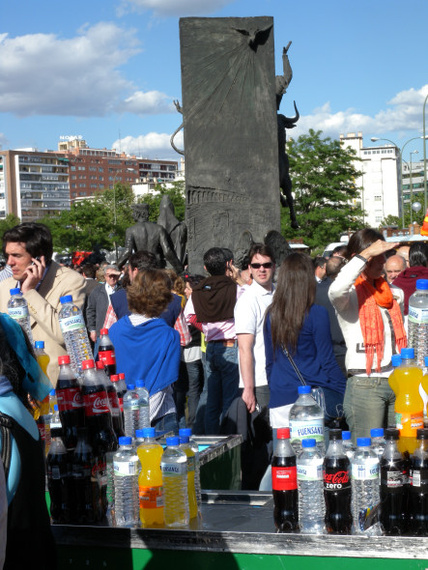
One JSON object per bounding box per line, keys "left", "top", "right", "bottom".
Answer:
{"left": 0, "top": 412, "right": 13, "bottom": 482}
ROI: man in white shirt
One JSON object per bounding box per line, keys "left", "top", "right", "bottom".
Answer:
{"left": 234, "top": 244, "right": 276, "bottom": 413}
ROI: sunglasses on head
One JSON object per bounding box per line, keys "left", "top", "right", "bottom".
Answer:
{"left": 250, "top": 262, "right": 273, "bottom": 269}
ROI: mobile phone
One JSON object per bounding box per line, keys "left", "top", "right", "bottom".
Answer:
{"left": 32, "top": 256, "right": 41, "bottom": 265}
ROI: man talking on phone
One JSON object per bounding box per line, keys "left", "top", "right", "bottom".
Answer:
{"left": 0, "top": 222, "right": 86, "bottom": 384}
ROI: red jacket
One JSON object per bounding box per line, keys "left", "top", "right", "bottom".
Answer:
{"left": 393, "top": 266, "right": 428, "bottom": 315}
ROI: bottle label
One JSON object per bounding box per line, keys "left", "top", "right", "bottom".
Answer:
{"left": 290, "top": 419, "right": 324, "bottom": 444}
{"left": 107, "top": 392, "right": 120, "bottom": 417}
{"left": 351, "top": 459, "right": 379, "bottom": 480}
{"left": 272, "top": 465, "right": 297, "bottom": 491}
{"left": 59, "top": 314, "right": 85, "bottom": 332}
{"left": 57, "top": 387, "right": 83, "bottom": 412}
{"left": 395, "top": 411, "right": 424, "bottom": 437}
{"left": 139, "top": 485, "right": 164, "bottom": 508}
{"left": 297, "top": 462, "right": 323, "bottom": 481}
{"left": 409, "top": 468, "right": 428, "bottom": 488}
{"left": 83, "top": 391, "right": 110, "bottom": 416}
{"left": 161, "top": 462, "right": 187, "bottom": 477}
{"left": 8, "top": 306, "right": 29, "bottom": 319}
{"left": 323, "top": 469, "right": 351, "bottom": 490}
{"left": 99, "top": 351, "right": 116, "bottom": 366}
{"left": 383, "top": 470, "right": 405, "bottom": 488}
{"left": 114, "top": 459, "right": 138, "bottom": 476}
{"left": 409, "top": 306, "right": 428, "bottom": 324}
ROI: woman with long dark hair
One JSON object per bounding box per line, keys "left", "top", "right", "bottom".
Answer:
{"left": 328, "top": 229, "right": 406, "bottom": 441}
{"left": 264, "top": 253, "right": 346, "bottom": 429}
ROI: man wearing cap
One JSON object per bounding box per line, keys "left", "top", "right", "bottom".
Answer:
{"left": 86, "top": 264, "right": 122, "bottom": 350}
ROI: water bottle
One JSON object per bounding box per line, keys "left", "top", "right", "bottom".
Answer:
{"left": 272, "top": 427, "right": 298, "bottom": 532}
{"left": 7, "top": 288, "right": 34, "bottom": 345}
{"left": 371, "top": 428, "right": 386, "bottom": 460}
{"left": 409, "top": 427, "right": 428, "bottom": 535}
{"left": 179, "top": 428, "right": 202, "bottom": 512}
{"left": 179, "top": 434, "right": 198, "bottom": 520}
{"left": 113, "top": 436, "right": 140, "bottom": 527}
{"left": 297, "top": 438, "right": 325, "bottom": 534}
{"left": 135, "top": 380, "right": 150, "bottom": 430}
{"left": 123, "top": 384, "right": 140, "bottom": 439}
{"left": 408, "top": 279, "right": 428, "bottom": 368}
{"left": 289, "top": 385, "right": 324, "bottom": 456}
{"left": 161, "top": 436, "right": 189, "bottom": 528}
{"left": 58, "top": 295, "right": 94, "bottom": 377}
{"left": 351, "top": 437, "right": 380, "bottom": 534}
{"left": 342, "top": 431, "right": 356, "bottom": 460}
{"left": 379, "top": 427, "right": 407, "bottom": 535}
{"left": 50, "top": 404, "right": 61, "bottom": 429}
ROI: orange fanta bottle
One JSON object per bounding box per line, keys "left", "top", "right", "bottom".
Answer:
{"left": 137, "top": 427, "right": 164, "bottom": 527}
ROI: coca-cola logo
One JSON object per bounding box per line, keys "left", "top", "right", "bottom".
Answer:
{"left": 93, "top": 396, "right": 108, "bottom": 409}
{"left": 324, "top": 470, "right": 350, "bottom": 489}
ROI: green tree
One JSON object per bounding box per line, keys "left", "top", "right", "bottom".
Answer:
{"left": 282, "top": 129, "right": 365, "bottom": 249}
{"left": 0, "top": 214, "right": 20, "bottom": 240}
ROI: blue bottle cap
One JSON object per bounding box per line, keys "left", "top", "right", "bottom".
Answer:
{"left": 136, "top": 380, "right": 145, "bottom": 388}
{"left": 342, "top": 431, "right": 351, "bottom": 440}
{"left": 135, "top": 430, "right": 145, "bottom": 439}
{"left": 9, "top": 288, "right": 20, "bottom": 295}
{"left": 298, "top": 385, "right": 311, "bottom": 394}
{"left": 166, "top": 436, "right": 180, "bottom": 446}
{"left": 302, "top": 438, "right": 316, "bottom": 448}
{"left": 50, "top": 389, "right": 55, "bottom": 396}
{"left": 400, "top": 347, "right": 414, "bottom": 359}
{"left": 425, "top": 356, "right": 428, "bottom": 367}
{"left": 179, "top": 428, "right": 192, "bottom": 437}
{"left": 127, "top": 384, "right": 135, "bottom": 390}
{"left": 356, "top": 437, "right": 371, "bottom": 447}
{"left": 142, "top": 427, "right": 155, "bottom": 438}
{"left": 391, "top": 354, "right": 402, "bottom": 367}
{"left": 180, "top": 436, "right": 190, "bottom": 444}
{"left": 416, "top": 279, "right": 428, "bottom": 290}
{"left": 35, "top": 340, "right": 45, "bottom": 349}
{"left": 60, "top": 295, "right": 73, "bottom": 303}
{"left": 119, "top": 436, "right": 132, "bottom": 446}
{"left": 370, "top": 428, "right": 384, "bottom": 438}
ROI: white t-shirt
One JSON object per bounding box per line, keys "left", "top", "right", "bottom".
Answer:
{"left": 234, "top": 280, "right": 274, "bottom": 388}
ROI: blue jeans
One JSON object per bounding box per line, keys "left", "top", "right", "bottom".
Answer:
{"left": 186, "top": 359, "right": 204, "bottom": 429}
{"left": 193, "top": 352, "right": 208, "bottom": 435}
{"left": 204, "top": 342, "right": 239, "bottom": 435}
{"left": 344, "top": 375, "right": 395, "bottom": 443}
{"left": 151, "top": 412, "right": 179, "bottom": 436}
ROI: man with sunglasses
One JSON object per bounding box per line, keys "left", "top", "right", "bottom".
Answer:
{"left": 234, "top": 244, "right": 276, "bottom": 414}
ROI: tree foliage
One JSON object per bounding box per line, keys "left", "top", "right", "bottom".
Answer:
{"left": 282, "top": 129, "right": 365, "bottom": 249}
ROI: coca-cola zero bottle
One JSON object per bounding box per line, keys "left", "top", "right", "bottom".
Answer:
{"left": 271, "top": 427, "right": 299, "bottom": 532}
{"left": 71, "top": 427, "right": 100, "bottom": 524}
{"left": 56, "top": 354, "right": 84, "bottom": 451}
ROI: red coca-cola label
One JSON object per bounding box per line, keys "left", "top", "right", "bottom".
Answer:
{"left": 272, "top": 466, "right": 297, "bottom": 491}
{"left": 118, "top": 397, "right": 124, "bottom": 412}
{"left": 99, "top": 351, "right": 116, "bottom": 366}
{"left": 83, "top": 391, "right": 110, "bottom": 416}
{"left": 323, "top": 469, "right": 351, "bottom": 490}
{"left": 57, "top": 387, "right": 83, "bottom": 412}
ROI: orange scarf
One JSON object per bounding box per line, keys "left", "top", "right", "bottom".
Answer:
{"left": 355, "top": 275, "right": 407, "bottom": 375}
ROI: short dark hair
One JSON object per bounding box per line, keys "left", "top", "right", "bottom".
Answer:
{"left": 248, "top": 243, "right": 275, "bottom": 265}
{"left": 81, "top": 263, "right": 96, "bottom": 279}
{"left": 129, "top": 250, "right": 158, "bottom": 272}
{"left": 127, "top": 269, "right": 172, "bottom": 318}
{"left": 346, "top": 228, "right": 384, "bottom": 259}
{"left": 203, "top": 247, "right": 227, "bottom": 276}
{"left": 409, "top": 242, "right": 428, "bottom": 267}
{"left": 221, "top": 248, "right": 234, "bottom": 264}
{"left": 313, "top": 256, "right": 327, "bottom": 270}
{"left": 3, "top": 223, "right": 53, "bottom": 263}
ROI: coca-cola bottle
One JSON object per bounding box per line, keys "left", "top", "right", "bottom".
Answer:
{"left": 95, "top": 361, "right": 124, "bottom": 438}
{"left": 323, "top": 429, "right": 352, "bottom": 534}
{"left": 111, "top": 373, "right": 127, "bottom": 414}
{"left": 409, "top": 427, "right": 428, "bottom": 535}
{"left": 71, "top": 427, "right": 99, "bottom": 524}
{"left": 271, "top": 427, "right": 299, "bottom": 532}
{"left": 97, "top": 328, "right": 116, "bottom": 377}
{"left": 47, "top": 427, "right": 72, "bottom": 523}
{"left": 56, "top": 355, "right": 84, "bottom": 451}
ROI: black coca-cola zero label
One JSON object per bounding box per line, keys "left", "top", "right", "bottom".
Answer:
{"left": 323, "top": 469, "right": 351, "bottom": 490}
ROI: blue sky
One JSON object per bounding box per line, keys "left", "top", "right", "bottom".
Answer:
{"left": 1, "top": 0, "right": 427, "bottom": 162}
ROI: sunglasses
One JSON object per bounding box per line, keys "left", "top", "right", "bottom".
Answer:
{"left": 250, "top": 262, "right": 273, "bottom": 269}
{"left": 106, "top": 274, "right": 119, "bottom": 279}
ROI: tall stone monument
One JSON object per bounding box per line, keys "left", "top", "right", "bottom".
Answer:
{"left": 179, "top": 17, "right": 281, "bottom": 273}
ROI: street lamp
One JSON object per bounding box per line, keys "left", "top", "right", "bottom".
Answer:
{"left": 409, "top": 150, "right": 419, "bottom": 224}
{"left": 423, "top": 93, "right": 428, "bottom": 212}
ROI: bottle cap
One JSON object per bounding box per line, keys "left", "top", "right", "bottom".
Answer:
{"left": 127, "top": 384, "right": 135, "bottom": 390}
{"left": 391, "top": 354, "right": 402, "bottom": 367}
{"left": 384, "top": 427, "right": 399, "bottom": 440}
{"left": 297, "top": 385, "right": 311, "bottom": 395}
{"left": 142, "top": 427, "right": 156, "bottom": 438}
{"left": 135, "top": 380, "right": 145, "bottom": 388}
{"left": 9, "top": 288, "right": 20, "bottom": 295}
{"left": 356, "top": 437, "right": 371, "bottom": 447}
{"left": 58, "top": 355, "right": 71, "bottom": 365}
{"left": 50, "top": 389, "right": 55, "bottom": 396}
{"left": 110, "top": 374, "right": 119, "bottom": 382}
{"left": 166, "top": 436, "right": 180, "bottom": 446}
{"left": 417, "top": 428, "right": 428, "bottom": 440}
{"left": 400, "top": 347, "right": 415, "bottom": 360}
{"left": 302, "top": 438, "right": 316, "bottom": 448}
{"left": 118, "top": 373, "right": 125, "bottom": 381}
{"left": 370, "top": 428, "right": 384, "bottom": 438}
{"left": 180, "top": 436, "right": 190, "bottom": 444}
{"left": 329, "top": 429, "right": 343, "bottom": 441}
{"left": 135, "top": 429, "right": 145, "bottom": 439}
{"left": 82, "top": 359, "right": 95, "bottom": 369}
{"left": 95, "top": 361, "right": 105, "bottom": 370}
{"left": 35, "top": 341, "right": 45, "bottom": 349}
{"left": 277, "top": 427, "right": 290, "bottom": 439}
{"left": 60, "top": 295, "right": 73, "bottom": 303}
{"left": 416, "top": 279, "right": 428, "bottom": 291}
{"left": 425, "top": 356, "right": 428, "bottom": 367}
{"left": 119, "top": 436, "right": 132, "bottom": 446}
{"left": 342, "top": 431, "right": 351, "bottom": 441}
{"left": 100, "top": 328, "right": 108, "bottom": 335}
{"left": 179, "top": 428, "right": 192, "bottom": 437}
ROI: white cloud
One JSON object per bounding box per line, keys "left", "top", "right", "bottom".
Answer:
{"left": 113, "top": 130, "right": 184, "bottom": 159}
{"left": 0, "top": 23, "right": 141, "bottom": 117}
{"left": 118, "top": 90, "right": 175, "bottom": 115}
{"left": 119, "top": 0, "right": 234, "bottom": 17}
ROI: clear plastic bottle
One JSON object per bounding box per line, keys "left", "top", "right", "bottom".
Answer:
{"left": 342, "top": 431, "right": 356, "bottom": 460}
{"left": 179, "top": 434, "right": 198, "bottom": 520}
{"left": 297, "top": 438, "right": 325, "bottom": 534}
{"left": 371, "top": 428, "right": 386, "bottom": 460}
{"left": 380, "top": 427, "right": 407, "bottom": 535}
{"left": 49, "top": 389, "right": 57, "bottom": 415}
{"left": 135, "top": 380, "right": 150, "bottom": 430}
{"left": 123, "top": 384, "right": 140, "bottom": 439}
{"left": 7, "top": 287, "right": 34, "bottom": 345}
{"left": 351, "top": 437, "right": 380, "bottom": 534}
{"left": 50, "top": 404, "right": 61, "bottom": 429}
{"left": 137, "top": 427, "right": 164, "bottom": 528}
{"left": 408, "top": 279, "right": 428, "bottom": 368}
{"left": 161, "top": 436, "right": 189, "bottom": 528}
{"left": 289, "top": 385, "right": 325, "bottom": 456}
{"left": 113, "top": 436, "right": 140, "bottom": 527}
{"left": 179, "top": 428, "right": 202, "bottom": 512}
{"left": 58, "top": 294, "right": 94, "bottom": 377}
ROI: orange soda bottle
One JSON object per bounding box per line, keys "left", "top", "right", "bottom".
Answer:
{"left": 136, "top": 427, "right": 164, "bottom": 527}
{"left": 390, "top": 348, "right": 424, "bottom": 455}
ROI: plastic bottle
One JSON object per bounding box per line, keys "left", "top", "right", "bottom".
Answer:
{"left": 289, "top": 385, "right": 324, "bottom": 456}
{"left": 96, "top": 361, "right": 124, "bottom": 438}
{"left": 351, "top": 437, "right": 380, "bottom": 534}
{"left": 7, "top": 287, "right": 34, "bottom": 345}
{"left": 111, "top": 373, "right": 127, "bottom": 414}
{"left": 379, "top": 427, "right": 408, "bottom": 535}
{"left": 58, "top": 295, "right": 94, "bottom": 377}
{"left": 179, "top": 428, "right": 202, "bottom": 511}
{"left": 113, "top": 436, "right": 140, "bottom": 527}
{"left": 136, "top": 427, "right": 164, "bottom": 527}
{"left": 49, "top": 389, "right": 57, "bottom": 415}
{"left": 135, "top": 380, "right": 150, "bottom": 430}
{"left": 179, "top": 434, "right": 198, "bottom": 520}
{"left": 409, "top": 427, "right": 428, "bottom": 535}
{"left": 56, "top": 354, "right": 84, "bottom": 451}
{"left": 34, "top": 341, "right": 50, "bottom": 415}
{"left": 421, "top": 357, "right": 428, "bottom": 419}
{"left": 323, "top": 429, "right": 352, "bottom": 535}
{"left": 408, "top": 279, "right": 428, "bottom": 368}
{"left": 390, "top": 347, "right": 424, "bottom": 456}
{"left": 161, "top": 436, "right": 189, "bottom": 528}
{"left": 50, "top": 404, "right": 61, "bottom": 429}
{"left": 342, "top": 431, "right": 356, "bottom": 460}
{"left": 123, "top": 384, "right": 140, "bottom": 439}
{"left": 271, "top": 427, "right": 298, "bottom": 532}
{"left": 47, "top": 427, "right": 72, "bottom": 523}
{"left": 371, "top": 428, "right": 386, "bottom": 460}
{"left": 297, "top": 438, "right": 325, "bottom": 534}
{"left": 388, "top": 354, "right": 402, "bottom": 395}
{"left": 72, "top": 427, "right": 99, "bottom": 524}
{"left": 97, "top": 328, "right": 116, "bottom": 377}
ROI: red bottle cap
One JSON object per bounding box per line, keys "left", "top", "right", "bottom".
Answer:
{"left": 277, "top": 427, "right": 291, "bottom": 439}
{"left": 58, "top": 355, "right": 71, "bottom": 365}
{"left": 82, "top": 359, "right": 95, "bottom": 369}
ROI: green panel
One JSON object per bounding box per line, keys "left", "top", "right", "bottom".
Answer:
{"left": 200, "top": 447, "right": 241, "bottom": 490}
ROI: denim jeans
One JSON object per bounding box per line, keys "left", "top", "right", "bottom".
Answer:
{"left": 186, "top": 359, "right": 204, "bottom": 429}
{"left": 344, "top": 375, "right": 395, "bottom": 443}
{"left": 193, "top": 352, "right": 208, "bottom": 435}
{"left": 152, "top": 412, "right": 179, "bottom": 436}
{"left": 204, "top": 342, "right": 239, "bottom": 435}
